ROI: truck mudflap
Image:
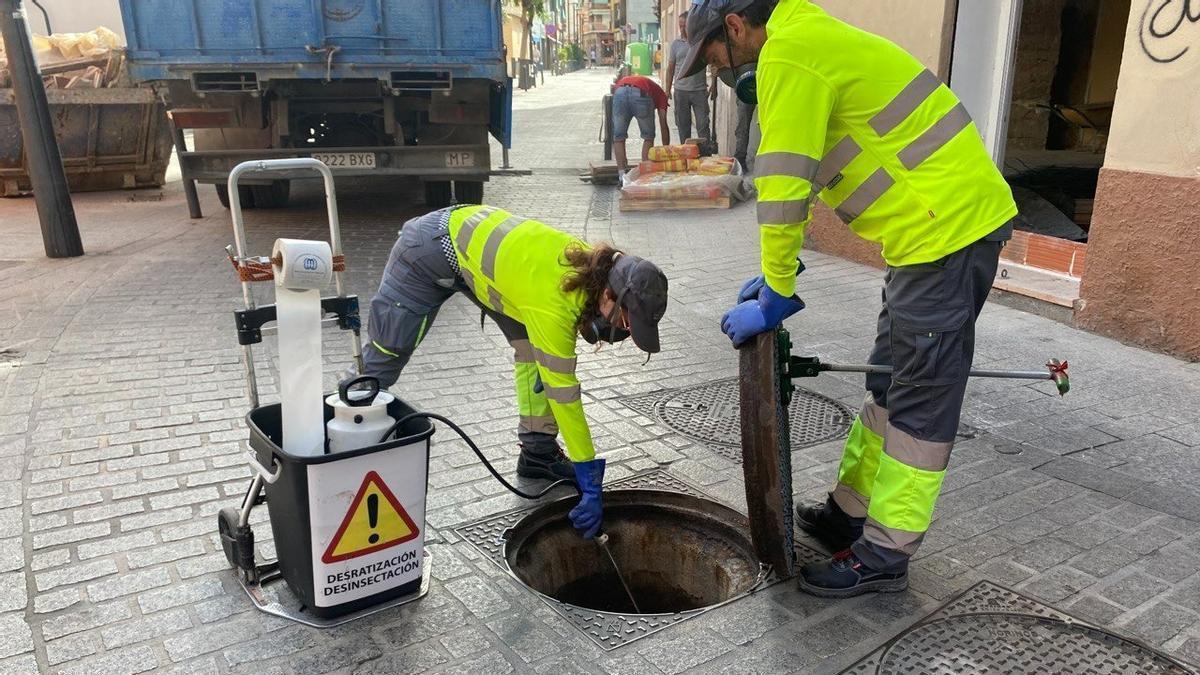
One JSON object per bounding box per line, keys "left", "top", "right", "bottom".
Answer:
{"left": 179, "top": 144, "right": 491, "bottom": 184}
{"left": 489, "top": 78, "right": 513, "bottom": 149}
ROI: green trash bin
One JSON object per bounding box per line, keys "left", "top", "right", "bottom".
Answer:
{"left": 625, "top": 42, "right": 653, "bottom": 76}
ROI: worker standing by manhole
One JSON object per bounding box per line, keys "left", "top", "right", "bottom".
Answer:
{"left": 680, "top": 0, "right": 1020, "bottom": 597}
{"left": 354, "top": 204, "right": 670, "bottom": 539}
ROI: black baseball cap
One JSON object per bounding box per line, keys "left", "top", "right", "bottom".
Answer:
{"left": 609, "top": 254, "right": 668, "bottom": 353}
{"left": 678, "top": 0, "right": 758, "bottom": 79}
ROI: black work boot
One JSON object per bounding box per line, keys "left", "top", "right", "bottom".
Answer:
{"left": 795, "top": 496, "right": 864, "bottom": 553}
{"left": 516, "top": 443, "right": 576, "bottom": 482}
{"left": 797, "top": 550, "right": 908, "bottom": 599}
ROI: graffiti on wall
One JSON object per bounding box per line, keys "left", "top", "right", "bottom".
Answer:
{"left": 1139, "top": 0, "right": 1199, "bottom": 63}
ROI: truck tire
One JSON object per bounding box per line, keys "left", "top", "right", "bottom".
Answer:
{"left": 215, "top": 184, "right": 255, "bottom": 210}
{"left": 454, "top": 181, "right": 484, "bottom": 205}
{"left": 250, "top": 180, "right": 290, "bottom": 209}
{"left": 424, "top": 181, "right": 452, "bottom": 208}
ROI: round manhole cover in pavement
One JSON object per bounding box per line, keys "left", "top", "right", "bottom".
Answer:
{"left": 875, "top": 614, "right": 1192, "bottom": 674}
{"left": 654, "top": 378, "right": 854, "bottom": 450}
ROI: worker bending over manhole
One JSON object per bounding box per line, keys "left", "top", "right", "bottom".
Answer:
{"left": 352, "top": 204, "right": 669, "bottom": 540}
{"left": 680, "top": 0, "right": 1018, "bottom": 597}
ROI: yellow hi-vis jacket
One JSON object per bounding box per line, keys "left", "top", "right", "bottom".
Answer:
{"left": 447, "top": 205, "right": 595, "bottom": 462}
{"left": 755, "top": 0, "right": 1018, "bottom": 297}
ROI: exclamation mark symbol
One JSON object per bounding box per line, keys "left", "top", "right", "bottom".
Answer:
{"left": 367, "top": 493, "right": 380, "bottom": 544}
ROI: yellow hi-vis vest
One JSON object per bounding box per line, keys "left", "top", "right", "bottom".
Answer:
{"left": 755, "top": 0, "right": 1018, "bottom": 297}
{"left": 447, "top": 205, "right": 594, "bottom": 462}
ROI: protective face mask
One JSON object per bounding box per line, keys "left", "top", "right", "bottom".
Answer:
{"left": 580, "top": 302, "right": 631, "bottom": 345}
{"left": 717, "top": 26, "right": 758, "bottom": 105}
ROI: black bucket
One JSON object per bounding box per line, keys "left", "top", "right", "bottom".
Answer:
{"left": 247, "top": 396, "right": 433, "bottom": 618}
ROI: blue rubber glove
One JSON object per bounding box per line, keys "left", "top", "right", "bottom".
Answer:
{"left": 569, "top": 458, "right": 605, "bottom": 539}
{"left": 720, "top": 286, "right": 805, "bottom": 347}
{"left": 736, "top": 275, "right": 765, "bottom": 303}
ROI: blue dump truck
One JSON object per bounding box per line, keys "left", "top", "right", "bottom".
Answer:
{"left": 117, "top": 0, "right": 511, "bottom": 209}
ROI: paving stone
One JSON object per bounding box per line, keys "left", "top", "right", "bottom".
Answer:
{"left": 222, "top": 626, "right": 319, "bottom": 667}
{"left": 34, "top": 559, "right": 118, "bottom": 592}
{"left": 1010, "top": 538, "right": 1083, "bottom": 572}
{"left": 44, "top": 633, "right": 98, "bottom": 666}
{"left": 291, "top": 643, "right": 384, "bottom": 675}
{"left": 794, "top": 614, "right": 878, "bottom": 659}
{"left": 1121, "top": 601, "right": 1199, "bottom": 646}
{"left": 637, "top": 628, "right": 734, "bottom": 675}
{"left": 0, "top": 571, "right": 27, "bottom": 612}
{"left": 444, "top": 576, "right": 512, "bottom": 619}
{"left": 54, "top": 644, "right": 159, "bottom": 675}
{"left": 40, "top": 602, "right": 133, "bottom": 641}
{"left": 138, "top": 577, "right": 224, "bottom": 614}
{"left": 1020, "top": 567, "right": 1096, "bottom": 603}
{"left": 0, "top": 612, "right": 35, "bottom": 658}
{"left": 76, "top": 529, "right": 158, "bottom": 560}
{"left": 1141, "top": 544, "right": 1200, "bottom": 582}
{"left": 1068, "top": 543, "right": 1142, "bottom": 579}
{"left": 352, "top": 641, "right": 449, "bottom": 675}
{"left": 1067, "top": 594, "right": 1127, "bottom": 625}
{"left": 695, "top": 594, "right": 797, "bottom": 645}
{"left": 162, "top": 617, "right": 262, "bottom": 662}
{"left": 101, "top": 607, "right": 193, "bottom": 649}
{"left": 33, "top": 588, "right": 82, "bottom": 614}
{"left": 1099, "top": 572, "right": 1169, "bottom": 609}
{"left": 438, "top": 625, "right": 493, "bottom": 659}
{"left": 483, "top": 613, "right": 561, "bottom": 663}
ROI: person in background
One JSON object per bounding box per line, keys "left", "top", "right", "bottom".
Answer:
{"left": 666, "top": 11, "right": 711, "bottom": 143}
{"left": 610, "top": 74, "right": 671, "bottom": 172}
{"left": 590, "top": 47, "right": 598, "bottom": 68}
{"left": 734, "top": 98, "right": 757, "bottom": 171}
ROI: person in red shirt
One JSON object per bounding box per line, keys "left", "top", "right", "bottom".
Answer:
{"left": 611, "top": 75, "right": 671, "bottom": 171}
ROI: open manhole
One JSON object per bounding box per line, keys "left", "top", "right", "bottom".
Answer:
{"left": 620, "top": 378, "right": 855, "bottom": 459}
{"left": 844, "top": 581, "right": 1196, "bottom": 674}
{"left": 504, "top": 489, "right": 765, "bottom": 615}
{"left": 454, "top": 469, "right": 813, "bottom": 649}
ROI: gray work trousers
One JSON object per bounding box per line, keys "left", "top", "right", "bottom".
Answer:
{"left": 849, "top": 222, "right": 1011, "bottom": 571}
{"left": 673, "top": 88, "right": 710, "bottom": 142}
{"left": 734, "top": 100, "right": 756, "bottom": 169}
{"left": 361, "top": 209, "right": 560, "bottom": 451}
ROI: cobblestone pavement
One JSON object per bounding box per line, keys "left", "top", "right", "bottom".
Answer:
{"left": 2, "top": 67, "right": 1200, "bottom": 674}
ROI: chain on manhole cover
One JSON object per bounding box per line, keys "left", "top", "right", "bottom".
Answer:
{"left": 843, "top": 582, "right": 1196, "bottom": 674}
{"left": 653, "top": 378, "right": 854, "bottom": 450}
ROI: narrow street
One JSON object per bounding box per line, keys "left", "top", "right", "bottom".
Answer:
{"left": 1, "top": 67, "right": 1199, "bottom": 674}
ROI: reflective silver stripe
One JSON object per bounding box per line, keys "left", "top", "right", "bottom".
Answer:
{"left": 815, "top": 136, "right": 862, "bottom": 191}
{"left": 543, "top": 383, "right": 581, "bottom": 404}
{"left": 754, "top": 152, "right": 819, "bottom": 182}
{"left": 480, "top": 216, "right": 522, "bottom": 280}
{"left": 884, "top": 426, "right": 952, "bottom": 472}
{"left": 898, "top": 103, "right": 973, "bottom": 170}
{"left": 869, "top": 69, "right": 942, "bottom": 137}
{"left": 757, "top": 199, "right": 811, "bottom": 225}
{"left": 834, "top": 168, "right": 894, "bottom": 223}
{"left": 519, "top": 414, "right": 558, "bottom": 435}
{"left": 831, "top": 483, "right": 869, "bottom": 519}
{"left": 460, "top": 267, "right": 478, "bottom": 294}
{"left": 510, "top": 338, "right": 534, "bottom": 364}
{"left": 532, "top": 346, "right": 577, "bottom": 374}
{"left": 860, "top": 393, "right": 888, "bottom": 436}
{"left": 454, "top": 206, "right": 496, "bottom": 258}
{"left": 864, "top": 516, "right": 926, "bottom": 554}
{"left": 487, "top": 286, "right": 504, "bottom": 313}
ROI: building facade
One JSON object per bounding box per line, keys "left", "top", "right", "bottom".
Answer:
{"left": 669, "top": 0, "right": 1198, "bottom": 360}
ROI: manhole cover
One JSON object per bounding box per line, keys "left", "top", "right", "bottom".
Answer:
{"left": 622, "top": 378, "right": 855, "bottom": 457}
{"left": 843, "top": 582, "right": 1195, "bottom": 674}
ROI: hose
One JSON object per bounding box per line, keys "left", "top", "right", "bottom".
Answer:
{"left": 378, "top": 412, "right": 579, "bottom": 500}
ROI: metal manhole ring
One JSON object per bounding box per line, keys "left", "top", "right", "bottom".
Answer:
{"left": 877, "top": 613, "right": 1192, "bottom": 674}
{"left": 654, "top": 378, "right": 854, "bottom": 450}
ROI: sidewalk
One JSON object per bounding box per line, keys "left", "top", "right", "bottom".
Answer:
{"left": 1, "top": 68, "right": 1199, "bottom": 674}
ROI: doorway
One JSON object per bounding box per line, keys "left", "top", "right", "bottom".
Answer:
{"left": 950, "top": 0, "right": 1131, "bottom": 306}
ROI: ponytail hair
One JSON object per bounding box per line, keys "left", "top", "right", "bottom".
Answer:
{"left": 562, "top": 242, "right": 619, "bottom": 331}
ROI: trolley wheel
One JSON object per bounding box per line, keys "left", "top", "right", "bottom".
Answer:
{"left": 218, "top": 506, "right": 243, "bottom": 569}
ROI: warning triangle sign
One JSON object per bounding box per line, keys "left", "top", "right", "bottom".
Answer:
{"left": 322, "top": 471, "right": 420, "bottom": 564}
